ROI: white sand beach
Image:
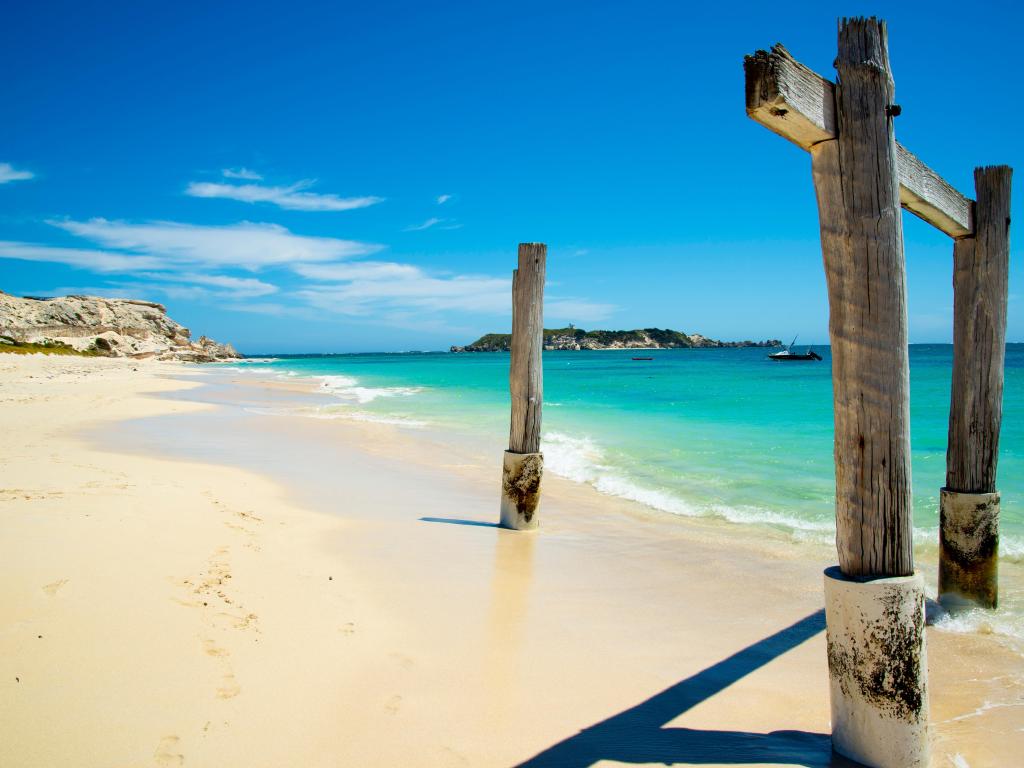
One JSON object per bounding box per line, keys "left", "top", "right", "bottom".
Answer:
{"left": 1, "top": 355, "right": 1022, "bottom": 767}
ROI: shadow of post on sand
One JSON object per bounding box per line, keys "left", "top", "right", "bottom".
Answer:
{"left": 419, "top": 516, "right": 499, "bottom": 528}
{"left": 515, "top": 609, "right": 857, "bottom": 767}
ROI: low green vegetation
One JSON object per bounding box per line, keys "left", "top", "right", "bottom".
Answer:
{"left": 0, "top": 335, "right": 105, "bottom": 357}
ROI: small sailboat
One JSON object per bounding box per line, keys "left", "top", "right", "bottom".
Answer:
{"left": 768, "top": 336, "right": 822, "bottom": 362}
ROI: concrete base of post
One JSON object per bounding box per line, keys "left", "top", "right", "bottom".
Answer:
{"left": 939, "top": 489, "right": 999, "bottom": 611}
{"left": 499, "top": 451, "right": 543, "bottom": 531}
{"left": 823, "top": 567, "right": 929, "bottom": 768}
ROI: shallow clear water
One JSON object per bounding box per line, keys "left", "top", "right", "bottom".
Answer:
{"left": 224, "top": 344, "right": 1024, "bottom": 561}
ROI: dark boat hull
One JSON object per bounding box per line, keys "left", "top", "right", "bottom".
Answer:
{"left": 768, "top": 352, "right": 822, "bottom": 361}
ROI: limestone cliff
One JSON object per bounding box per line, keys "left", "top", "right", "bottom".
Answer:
{"left": 451, "top": 327, "right": 781, "bottom": 352}
{"left": 0, "top": 291, "right": 240, "bottom": 362}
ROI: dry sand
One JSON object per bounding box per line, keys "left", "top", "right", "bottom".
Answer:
{"left": 1, "top": 354, "right": 1021, "bottom": 767}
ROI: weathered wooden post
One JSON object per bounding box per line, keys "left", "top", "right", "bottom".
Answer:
{"left": 745, "top": 18, "right": 933, "bottom": 767}
{"left": 813, "top": 22, "right": 927, "bottom": 767}
{"left": 940, "top": 166, "right": 1012, "bottom": 611}
{"left": 500, "top": 243, "right": 545, "bottom": 530}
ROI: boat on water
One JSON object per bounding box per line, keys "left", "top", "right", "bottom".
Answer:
{"left": 631, "top": 356, "right": 654, "bottom": 361}
{"left": 768, "top": 336, "right": 822, "bottom": 362}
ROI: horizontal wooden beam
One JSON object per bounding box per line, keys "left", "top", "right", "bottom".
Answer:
{"left": 744, "top": 44, "right": 974, "bottom": 238}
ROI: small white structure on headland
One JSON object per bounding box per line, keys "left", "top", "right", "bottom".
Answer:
{"left": 746, "top": 16, "right": 1011, "bottom": 767}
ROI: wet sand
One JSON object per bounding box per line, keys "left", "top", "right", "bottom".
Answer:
{"left": 1, "top": 355, "right": 1021, "bottom": 767}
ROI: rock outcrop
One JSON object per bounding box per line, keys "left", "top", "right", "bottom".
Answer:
{"left": 0, "top": 291, "right": 241, "bottom": 362}
{"left": 451, "top": 327, "right": 781, "bottom": 352}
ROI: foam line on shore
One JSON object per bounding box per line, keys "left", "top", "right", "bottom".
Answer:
{"left": 317, "top": 374, "right": 422, "bottom": 404}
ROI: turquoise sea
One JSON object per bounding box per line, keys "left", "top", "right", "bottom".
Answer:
{"left": 227, "top": 344, "right": 1024, "bottom": 564}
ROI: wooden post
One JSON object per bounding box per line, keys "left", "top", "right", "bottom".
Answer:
{"left": 500, "top": 243, "right": 546, "bottom": 530}
{"left": 822, "top": 18, "right": 914, "bottom": 580}
{"left": 940, "top": 166, "right": 1012, "bottom": 610}
{"left": 811, "top": 19, "right": 927, "bottom": 767}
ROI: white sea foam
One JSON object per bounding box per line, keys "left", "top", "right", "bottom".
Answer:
{"left": 543, "top": 431, "right": 1000, "bottom": 548}
{"left": 307, "top": 407, "right": 427, "bottom": 428}
{"left": 317, "top": 375, "right": 422, "bottom": 404}
{"left": 244, "top": 405, "right": 426, "bottom": 428}
{"left": 218, "top": 365, "right": 277, "bottom": 374}
{"left": 543, "top": 431, "right": 783, "bottom": 524}
{"left": 932, "top": 606, "right": 1024, "bottom": 649}
{"left": 1000, "top": 535, "right": 1024, "bottom": 563}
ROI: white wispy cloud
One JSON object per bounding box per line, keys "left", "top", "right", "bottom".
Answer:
{"left": 38, "top": 274, "right": 279, "bottom": 304}
{"left": 0, "top": 241, "right": 167, "bottom": 272}
{"left": 222, "top": 167, "right": 263, "bottom": 180}
{"left": 404, "top": 217, "right": 462, "bottom": 232}
{"left": 436, "top": 194, "right": 452, "bottom": 205}
{"left": 291, "top": 259, "right": 615, "bottom": 324}
{"left": 49, "top": 218, "right": 383, "bottom": 269}
{"left": 296, "top": 275, "right": 511, "bottom": 316}
{"left": 293, "top": 261, "right": 422, "bottom": 281}
{"left": 0, "top": 163, "right": 35, "bottom": 184}
{"left": 405, "top": 217, "right": 442, "bottom": 231}
{"left": 186, "top": 178, "right": 383, "bottom": 212}
{"left": 136, "top": 272, "right": 278, "bottom": 298}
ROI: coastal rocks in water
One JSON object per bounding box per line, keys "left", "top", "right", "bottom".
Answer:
{"left": 0, "top": 291, "right": 241, "bottom": 362}
{"left": 451, "top": 326, "right": 782, "bottom": 352}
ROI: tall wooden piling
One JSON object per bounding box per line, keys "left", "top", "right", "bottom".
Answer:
{"left": 812, "top": 19, "right": 927, "bottom": 766}
{"left": 940, "top": 166, "right": 1012, "bottom": 609}
{"left": 500, "top": 243, "right": 546, "bottom": 530}
{"left": 818, "top": 18, "right": 914, "bottom": 580}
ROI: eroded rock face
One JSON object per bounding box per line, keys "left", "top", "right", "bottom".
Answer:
{"left": 0, "top": 291, "right": 241, "bottom": 362}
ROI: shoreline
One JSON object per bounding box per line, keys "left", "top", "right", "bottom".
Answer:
{"left": 219, "top": 359, "right": 1024, "bottom": 648}
{"left": 2, "top": 355, "right": 1022, "bottom": 766}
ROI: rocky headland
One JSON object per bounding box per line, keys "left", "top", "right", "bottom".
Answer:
{"left": 451, "top": 327, "right": 781, "bottom": 352}
{"left": 0, "top": 291, "right": 240, "bottom": 362}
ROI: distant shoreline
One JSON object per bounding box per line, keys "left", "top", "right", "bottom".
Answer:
{"left": 451, "top": 326, "right": 782, "bottom": 353}
{"left": 236, "top": 342, "right": 1024, "bottom": 358}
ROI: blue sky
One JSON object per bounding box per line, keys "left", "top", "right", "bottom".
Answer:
{"left": 1, "top": 0, "right": 1020, "bottom": 353}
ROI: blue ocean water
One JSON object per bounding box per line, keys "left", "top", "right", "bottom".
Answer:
{"left": 228, "top": 344, "right": 1024, "bottom": 561}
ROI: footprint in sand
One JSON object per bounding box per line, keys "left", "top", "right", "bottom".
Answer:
{"left": 42, "top": 579, "right": 68, "bottom": 596}
{"left": 202, "top": 638, "right": 228, "bottom": 658}
{"left": 385, "top": 694, "right": 402, "bottom": 715}
{"left": 389, "top": 652, "right": 414, "bottom": 670}
{"left": 153, "top": 735, "right": 185, "bottom": 766}
{"left": 217, "top": 673, "right": 241, "bottom": 699}
{"left": 340, "top": 622, "right": 356, "bottom": 636}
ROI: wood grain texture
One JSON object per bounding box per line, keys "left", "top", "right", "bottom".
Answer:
{"left": 744, "top": 44, "right": 835, "bottom": 149}
{"left": 946, "top": 166, "right": 1012, "bottom": 493}
{"left": 508, "top": 243, "right": 546, "bottom": 454}
{"left": 811, "top": 18, "right": 914, "bottom": 578}
{"left": 745, "top": 43, "right": 973, "bottom": 238}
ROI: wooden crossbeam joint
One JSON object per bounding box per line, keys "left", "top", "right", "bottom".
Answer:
{"left": 744, "top": 44, "right": 974, "bottom": 238}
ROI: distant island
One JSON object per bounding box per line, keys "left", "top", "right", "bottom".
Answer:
{"left": 451, "top": 327, "right": 782, "bottom": 352}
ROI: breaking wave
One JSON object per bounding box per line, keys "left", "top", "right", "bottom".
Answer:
{"left": 542, "top": 431, "right": 833, "bottom": 536}
{"left": 317, "top": 375, "right": 423, "bottom": 404}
